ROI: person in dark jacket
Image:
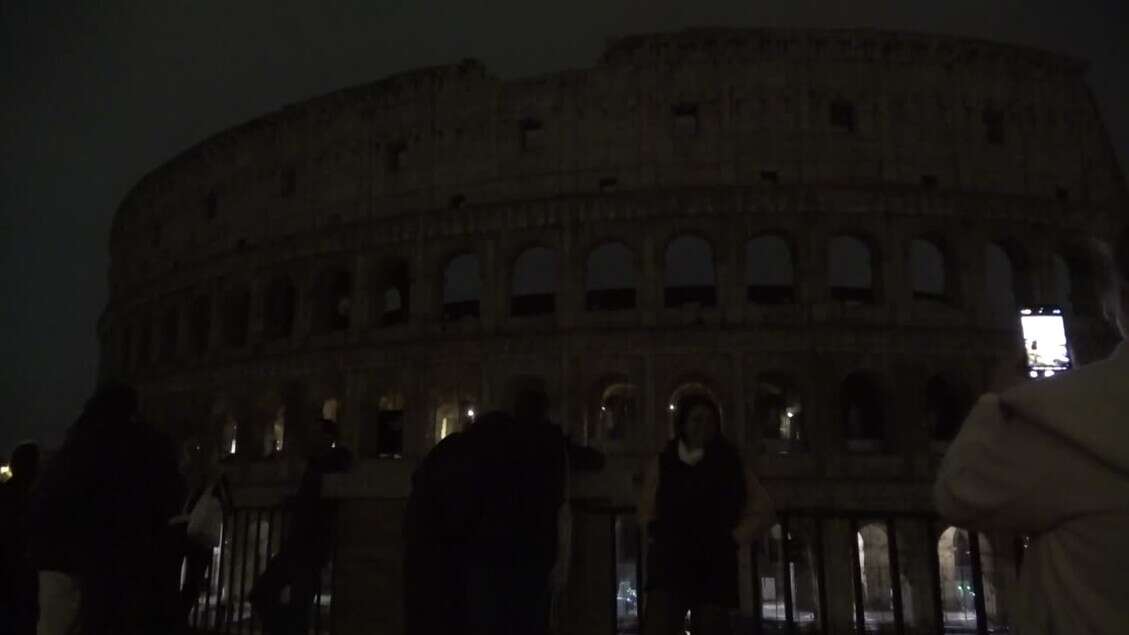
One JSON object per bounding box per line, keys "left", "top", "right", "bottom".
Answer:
{"left": 403, "top": 402, "right": 585, "bottom": 635}
{"left": 251, "top": 418, "right": 352, "bottom": 635}
{"left": 458, "top": 409, "right": 563, "bottom": 635}
{"left": 0, "top": 442, "right": 40, "bottom": 635}
{"left": 403, "top": 422, "right": 478, "bottom": 635}
{"left": 29, "top": 383, "right": 186, "bottom": 635}
{"left": 639, "top": 394, "right": 774, "bottom": 635}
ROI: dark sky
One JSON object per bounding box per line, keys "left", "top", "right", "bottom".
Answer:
{"left": 2, "top": 1, "right": 1126, "bottom": 457}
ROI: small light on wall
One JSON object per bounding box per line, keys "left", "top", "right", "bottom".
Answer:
{"left": 668, "top": 404, "right": 676, "bottom": 412}
{"left": 466, "top": 408, "right": 476, "bottom": 419}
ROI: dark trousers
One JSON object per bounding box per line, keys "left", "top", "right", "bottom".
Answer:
{"left": 643, "top": 589, "right": 732, "bottom": 635}
{"left": 179, "top": 542, "right": 213, "bottom": 620}
{"left": 249, "top": 550, "right": 322, "bottom": 635}
{"left": 465, "top": 556, "right": 549, "bottom": 635}
{"left": 0, "top": 568, "right": 38, "bottom": 635}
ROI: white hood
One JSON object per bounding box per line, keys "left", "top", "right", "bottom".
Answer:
{"left": 1000, "top": 342, "right": 1129, "bottom": 475}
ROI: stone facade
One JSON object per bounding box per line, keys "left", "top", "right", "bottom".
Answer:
{"left": 102, "top": 28, "right": 1126, "bottom": 634}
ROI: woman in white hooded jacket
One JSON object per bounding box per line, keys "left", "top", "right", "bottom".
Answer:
{"left": 934, "top": 231, "right": 1129, "bottom": 634}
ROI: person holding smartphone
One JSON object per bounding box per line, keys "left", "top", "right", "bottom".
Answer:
{"left": 934, "top": 232, "right": 1129, "bottom": 634}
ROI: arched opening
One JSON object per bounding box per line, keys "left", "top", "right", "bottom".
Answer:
{"left": 855, "top": 523, "right": 895, "bottom": 630}
{"left": 842, "top": 371, "right": 886, "bottom": 452}
{"left": 367, "top": 392, "right": 405, "bottom": 459}
{"left": 925, "top": 375, "right": 974, "bottom": 444}
{"left": 751, "top": 373, "right": 806, "bottom": 454}
{"left": 434, "top": 400, "right": 476, "bottom": 443}
{"left": 746, "top": 234, "right": 795, "bottom": 304}
{"left": 1055, "top": 250, "right": 1099, "bottom": 316}
{"left": 512, "top": 246, "right": 559, "bottom": 316}
{"left": 442, "top": 253, "right": 481, "bottom": 321}
{"left": 667, "top": 382, "right": 724, "bottom": 439}
{"left": 664, "top": 235, "right": 717, "bottom": 308}
{"left": 586, "top": 242, "right": 637, "bottom": 311}
{"left": 1053, "top": 255, "right": 1072, "bottom": 315}
{"left": 313, "top": 268, "right": 353, "bottom": 333}
{"left": 938, "top": 527, "right": 977, "bottom": 631}
{"left": 189, "top": 294, "right": 211, "bottom": 356}
{"left": 375, "top": 260, "right": 410, "bottom": 327}
{"left": 598, "top": 383, "right": 639, "bottom": 451}
{"left": 263, "top": 276, "right": 297, "bottom": 341}
{"left": 160, "top": 307, "right": 179, "bottom": 361}
{"left": 985, "top": 241, "right": 1031, "bottom": 320}
{"left": 322, "top": 397, "right": 340, "bottom": 422}
{"left": 263, "top": 406, "right": 286, "bottom": 457}
{"left": 909, "top": 238, "right": 948, "bottom": 302}
{"left": 756, "top": 521, "right": 823, "bottom": 627}
{"left": 213, "top": 399, "right": 241, "bottom": 460}
{"left": 221, "top": 287, "right": 251, "bottom": 348}
{"left": 829, "top": 235, "right": 877, "bottom": 304}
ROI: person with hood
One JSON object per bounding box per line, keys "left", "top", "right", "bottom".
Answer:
{"left": 0, "top": 442, "right": 40, "bottom": 635}
{"left": 29, "top": 383, "right": 185, "bottom": 635}
{"left": 251, "top": 418, "right": 352, "bottom": 635}
{"left": 934, "top": 231, "right": 1129, "bottom": 634}
{"left": 639, "top": 394, "right": 775, "bottom": 635}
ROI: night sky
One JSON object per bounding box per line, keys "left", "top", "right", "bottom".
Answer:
{"left": 2, "top": 1, "right": 1126, "bottom": 457}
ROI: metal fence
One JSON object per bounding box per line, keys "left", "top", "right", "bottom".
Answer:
{"left": 600, "top": 507, "right": 1021, "bottom": 635}
{"left": 187, "top": 505, "right": 336, "bottom": 635}
{"left": 190, "top": 503, "right": 1017, "bottom": 635}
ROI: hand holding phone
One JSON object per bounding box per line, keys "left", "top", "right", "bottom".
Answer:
{"left": 1019, "top": 306, "right": 1073, "bottom": 379}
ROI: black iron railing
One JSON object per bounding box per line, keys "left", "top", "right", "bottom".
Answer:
{"left": 187, "top": 505, "right": 336, "bottom": 635}
{"left": 594, "top": 507, "right": 1019, "bottom": 635}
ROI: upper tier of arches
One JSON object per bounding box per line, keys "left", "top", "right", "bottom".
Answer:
{"left": 107, "top": 29, "right": 1126, "bottom": 296}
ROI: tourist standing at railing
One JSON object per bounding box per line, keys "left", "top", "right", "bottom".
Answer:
{"left": 250, "top": 418, "right": 352, "bottom": 635}
{"left": 639, "top": 394, "right": 775, "bottom": 635}
{"left": 403, "top": 413, "right": 478, "bottom": 635}
{"left": 460, "top": 404, "right": 570, "bottom": 635}
{"left": 171, "top": 439, "right": 232, "bottom": 625}
{"left": 28, "top": 383, "right": 186, "bottom": 635}
{"left": 934, "top": 229, "right": 1129, "bottom": 635}
{"left": 0, "top": 442, "right": 40, "bottom": 635}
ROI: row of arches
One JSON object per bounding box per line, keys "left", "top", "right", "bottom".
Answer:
{"left": 184, "top": 366, "right": 976, "bottom": 468}
{"left": 591, "top": 370, "right": 973, "bottom": 454}
{"left": 115, "top": 231, "right": 1099, "bottom": 370}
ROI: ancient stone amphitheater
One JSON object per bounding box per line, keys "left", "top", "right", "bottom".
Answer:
{"left": 103, "top": 28, "right": 1125, "bottom": 634}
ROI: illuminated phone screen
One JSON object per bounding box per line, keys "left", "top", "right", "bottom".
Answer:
{"left": 1019, "top": 306, "right": 1072, "bottom": 378}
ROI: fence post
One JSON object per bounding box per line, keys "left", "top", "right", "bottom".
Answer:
{"left": 813, "top": 516, "right": 829, "bottom": 635}
{"left": 750, "top": 535, "right": 762, "bottom": 635}
{"left": 781, "top": 513, "right": 795, "bottom": 635}
{"left": 886, "top": 518, "right": 905, "bottom": 635}
{"left": 969, "top": 532, "right": 989, "bottom": 635}
{"left": 848, "top": 517, "right": 866, "bottom": 634}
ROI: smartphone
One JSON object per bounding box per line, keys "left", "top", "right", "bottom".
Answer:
{"left": 1019, "top": 306, "right": 1073, "bottom": 378}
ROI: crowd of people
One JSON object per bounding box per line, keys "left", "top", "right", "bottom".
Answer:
{"left": 3, "top": 231, "right": 1129, "bottom": 634}
{"left": 0, "top": 384, "right": 354, "bottom": 635}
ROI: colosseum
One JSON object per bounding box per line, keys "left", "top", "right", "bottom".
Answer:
{"left": 103, "top": 27, "right": 1126, "bottom": 634}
